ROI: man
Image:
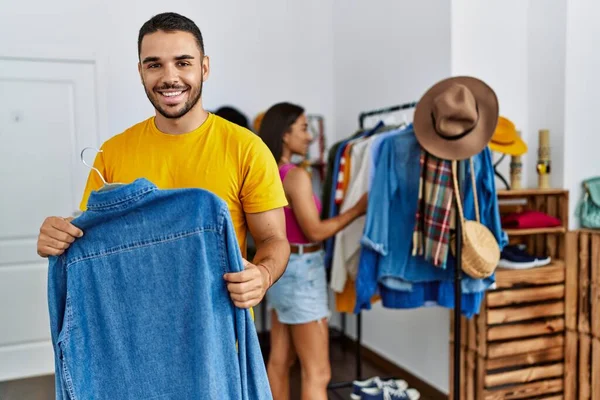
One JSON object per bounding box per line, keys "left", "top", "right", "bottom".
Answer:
{"left": 36, "top": 12, "right": 290, "bottom": 310}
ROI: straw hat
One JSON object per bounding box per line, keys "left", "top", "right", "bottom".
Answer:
{"left": 414, "top": 76, "right": 499, "bottom": 161}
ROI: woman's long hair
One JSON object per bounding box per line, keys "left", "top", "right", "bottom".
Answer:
{"left": 258, "top": 102, "right": 304, "bottom": 162}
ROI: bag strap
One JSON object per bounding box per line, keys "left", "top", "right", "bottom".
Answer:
{"left": 451, "top": 158, "right": 479, "bottom": 240}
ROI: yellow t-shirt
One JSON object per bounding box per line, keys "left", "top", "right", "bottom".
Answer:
{"left": 80, "top": 113, "right": 288, "bottom": 260}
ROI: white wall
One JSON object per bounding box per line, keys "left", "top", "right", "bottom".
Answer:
{"left": 333, "top": 0, "right": 452, "bottom": 393}
{"left": 527, "top": 0, "right": 567, "bottom": 191}
{"left": 451, "top": 0, "right": 567, "bottom": 192}
{"left": 451, "top": 0, "right": 530, "bottom": 189}
{"left": 0, "top": 0, "right": 336, "bottom": 146}
{"left": 564, "top": 0, "right": 600, "bottom": 226}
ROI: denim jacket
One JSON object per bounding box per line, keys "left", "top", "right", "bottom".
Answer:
{"left": 47, "top": 178, "right": 272, "bottom": 400}
{"left": 355, "top": 128, "right": 507, "bottom": 314}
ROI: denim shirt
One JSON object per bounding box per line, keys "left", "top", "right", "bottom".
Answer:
{"left": 47, "top": 178, "right": 272, "bottom": 400}
{"left": 355, "top": 129, "right": 507, "bottom": 314}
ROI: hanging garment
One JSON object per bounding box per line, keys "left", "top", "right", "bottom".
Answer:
{"left": 330, "top": 136, "right": 372, "bottom": 292}
{"left": 354, "top": 128, "right": 507, "bottom": 315}
{"left": 411, "top": 151, "right": 456, "bottom": 269}
{"left": 48, "top": 178, "right": 272, "bottom": 400}
{"left": 322, "top": 122, "right": 384, "bottom": 269}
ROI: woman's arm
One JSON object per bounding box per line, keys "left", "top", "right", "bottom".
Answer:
{"left": 283, "top": 167, "right": 367, "bottom": 243}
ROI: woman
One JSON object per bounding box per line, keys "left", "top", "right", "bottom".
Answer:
{"left": 259, "top": 102, "right": 367, "bottom": 400}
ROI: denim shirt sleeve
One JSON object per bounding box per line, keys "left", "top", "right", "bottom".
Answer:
{"left": 481, "top": 148, "right": 508, "bottom": 250}
{"left": 361, "top": 136, "right": 397, "bottom": 255}
{"left": 464, "top": 148, "right": 508, "bottom": 250}
{"left": 221, "top": 206, "right": 273, "bottom": 400}
{"left": 47, "top": 255, "right": 69, "bottom": 400}
{"left": 354, "top": 138, "right": 398, "bottom": 313}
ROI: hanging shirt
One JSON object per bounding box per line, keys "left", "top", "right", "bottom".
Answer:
{"left": 48, "top": 179, "right": 272, "bottom": 400}
{"left": 79, "top": 113, "right": 288, "bottom": 259}
{"left": 330, "top": 136, "right": 374, "bottom": 293}
{"left": 355, "top": 128, "right": 507, "bottom": 315}
{"left": 323, "top": 122, "right": 384, "bottom": 269}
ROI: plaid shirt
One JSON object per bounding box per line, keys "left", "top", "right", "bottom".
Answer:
{"left": 411, "top": 150, "right": 455, "bottom": 268}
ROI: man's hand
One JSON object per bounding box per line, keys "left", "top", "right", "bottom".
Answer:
{"left": 223, "top": 259, "right": 271, "bottom": 309}
{"left": 37, "top": 216, "right": 83, "bottom": 258}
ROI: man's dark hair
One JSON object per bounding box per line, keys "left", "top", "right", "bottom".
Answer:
{"left": 138, "top": 12, "right": 205, "bottom": 57}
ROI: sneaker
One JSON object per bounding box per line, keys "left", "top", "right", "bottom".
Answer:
{"left": 360, "top": 386, "right": 420, "bottom": 400}
{"left": 498, "top": 245, "right": 551, "bottom": 269}
{"left": 350, "top": 378, "right": 407, "bottom": 400}
{"left": 351, "top": 377, "right": 383, "bottom": 400}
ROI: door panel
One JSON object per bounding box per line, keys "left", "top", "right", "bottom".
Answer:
{"left": 0, "top": 58, "right": 99, "bottom": 381}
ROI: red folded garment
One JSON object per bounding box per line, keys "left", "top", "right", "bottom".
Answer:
{"left": 501, "top": 210, "right": 562, "bottom": 229}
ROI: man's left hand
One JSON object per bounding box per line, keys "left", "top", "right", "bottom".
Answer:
{"left": 223, "top": 259, "right": 271, "bottom": 308}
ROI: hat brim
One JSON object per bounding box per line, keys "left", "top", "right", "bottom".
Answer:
{"left": 413, "top": 76, "right": 499, "bottom": 161}
{"left": 489, "top": 136, "right": 528, "bottom": 156}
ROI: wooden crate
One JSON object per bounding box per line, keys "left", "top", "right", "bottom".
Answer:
{"left": 450, "top": 189, "right": 570, "bottom": 400}
{"left": 564, "top": 230, "right": 600, "bottom": 400}
{"left": 496, "top": 189, "right": 569, "bottom": 261}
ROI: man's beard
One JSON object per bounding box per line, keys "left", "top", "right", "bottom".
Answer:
{"left": 144, "top": 78, "right": 203, "bottom": 120}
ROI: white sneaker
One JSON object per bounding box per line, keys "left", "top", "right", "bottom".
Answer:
{"left": 360, "top": 386, "right": 420, "bottom": 400}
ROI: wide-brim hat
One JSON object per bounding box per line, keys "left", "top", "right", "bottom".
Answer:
{"left": 488, "top": 116, "right": 527, "bottom": 156}
{"left": 413, "top": 76, "right": 499, "bottom": 161}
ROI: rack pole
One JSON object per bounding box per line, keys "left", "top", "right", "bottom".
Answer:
{"left": 356, "top": 313, "right": 362, "bottom": 379}
{"left": 492, "top": 153, "right": 510, "bottom": 190}
{"left": 453, "top": 160, "right": 464, "bottom": 400}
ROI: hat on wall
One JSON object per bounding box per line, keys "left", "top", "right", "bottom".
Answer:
{"left": 488, "top": 116, "right": 527, "bottom": 156}
{"left": 413, "top": 76, "right": 499, "bottom": 161}
{"left": 253, "top": 111, "right": 265, "bottom": 133}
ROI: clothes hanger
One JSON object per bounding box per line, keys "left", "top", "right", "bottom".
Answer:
{"left": 80, "top": 147, "right": 125, "bottom": 192}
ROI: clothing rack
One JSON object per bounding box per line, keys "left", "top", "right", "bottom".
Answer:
{"left": 358, "top": 102, "right": 418, "bottom": 130}
{"left": 493, "top": 153, "right": 510, "bottom": 190}
{"left": 328, "top": 102, "right": 464, "bottom": 400}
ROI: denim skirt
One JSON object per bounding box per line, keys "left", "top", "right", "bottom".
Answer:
{"left": 266, "top": 250, "right": 330, "bottom": 324}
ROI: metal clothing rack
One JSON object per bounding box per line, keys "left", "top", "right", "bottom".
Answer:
{"left": 493, "top": 153, "right": 510, "bottom": 190}
{"left": 328, "top": 102, "right": 464, "bottom": 400}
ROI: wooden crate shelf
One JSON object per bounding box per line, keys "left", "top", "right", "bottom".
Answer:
{"left": 503, "top": 226, "right": 566, "bottom": 236}
{"left": 450, "top": 189, "right": 570, "bottom": 400}
{"left": 564, "top": 230, "right": 600, "bottom": 399}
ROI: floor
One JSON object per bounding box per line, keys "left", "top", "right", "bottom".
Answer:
{"left": 0, "top": 335, "right": 428, "bottom": 400}
{"left": 284, "top": 340, "right": 429, "bottom": 400}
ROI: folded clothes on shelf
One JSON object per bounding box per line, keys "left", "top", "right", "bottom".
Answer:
{"left": 351, "top": 376, "right": 420, "bottom": 400}
{"left": 501, "top": 210, "right": 562, "bottom": 229}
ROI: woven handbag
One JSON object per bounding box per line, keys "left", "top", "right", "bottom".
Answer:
{"left": 450, "top": 159, "right": 500, "bottom": 279}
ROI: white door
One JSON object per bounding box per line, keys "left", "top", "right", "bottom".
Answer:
{"left": 0, "top": 58, "right": 99, "bottom": 381}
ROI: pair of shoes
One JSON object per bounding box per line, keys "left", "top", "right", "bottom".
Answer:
{"left": 497, "top": 244, "right": 551, "bottom": 269}
{"left": 350, "top": 377, "right": 405, "bottom": 399}
{"left": 351, "top": 377, "right": 420, "bottom": 400}
{"left": 361, "top": 386, "right": 421, "bottom": 400}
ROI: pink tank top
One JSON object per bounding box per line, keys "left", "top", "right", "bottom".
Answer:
{"left": 279, "top": 164, "right": 322, "bottom": 244}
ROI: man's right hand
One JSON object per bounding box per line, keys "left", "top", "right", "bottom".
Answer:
{"left": 37, "top": 217, "right": 84, "bottom": 258}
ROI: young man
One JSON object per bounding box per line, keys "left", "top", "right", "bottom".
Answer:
{"left": 36, "top": 12, "right": 290, "bottom": 310}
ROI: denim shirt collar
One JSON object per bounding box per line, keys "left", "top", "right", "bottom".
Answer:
{"left": 86, "top": 178, "right": 157, "bottom": 211}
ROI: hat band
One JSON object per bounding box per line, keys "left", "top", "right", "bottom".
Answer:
{"left": 430, "top": 103, "right": 479, "bottom": 141}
